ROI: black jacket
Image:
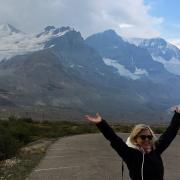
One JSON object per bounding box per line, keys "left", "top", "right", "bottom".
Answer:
{"left": 96, "top": 112, "right": 180, "bottom": 180}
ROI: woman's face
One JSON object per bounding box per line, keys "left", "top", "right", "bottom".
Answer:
{"left": 135, "top": 129, "right": 153, "bottom": 153}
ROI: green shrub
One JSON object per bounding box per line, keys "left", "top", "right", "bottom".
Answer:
{"left": 0, "top": 127, "right": 20, "bottom": 160}
{"left": 9, "top": 123, "right": 32, "bottom": 145}
{"left": 19, "top": 117, "right": 33, "bottom": 123}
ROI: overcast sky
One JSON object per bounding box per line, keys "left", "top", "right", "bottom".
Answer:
{"left": 0, "top": 0, "right": 180, "bottom": 47}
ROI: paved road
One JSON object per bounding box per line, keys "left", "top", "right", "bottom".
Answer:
{"left": 27, "top": 133, "right": 180, "bottom": 180}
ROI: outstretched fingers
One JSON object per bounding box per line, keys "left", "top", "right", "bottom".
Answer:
{"left": 84, "top": 113, "right": 102, "bottom": 124}
{"left": 170, "top": 105, "right": 180, "bottom": 113}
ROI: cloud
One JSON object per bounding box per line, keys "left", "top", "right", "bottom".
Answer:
{"left": 0, "top": 0, "right": 163, "bottom": 38}
{"left": 119, "top": 23, "right": 134, "bottom": 28}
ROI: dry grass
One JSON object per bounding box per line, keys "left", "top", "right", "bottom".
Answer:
{"left": 0, "top": 139, "right": 54, "bottom": 180}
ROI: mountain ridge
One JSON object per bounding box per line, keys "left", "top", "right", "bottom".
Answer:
{"left": 0, "top": 24, "right": 180, "bottom": 122}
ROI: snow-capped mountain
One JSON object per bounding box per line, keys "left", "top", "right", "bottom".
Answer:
{"left": 0, "top": 23, "right": 22, "bottom": 36}
{"left": 1, "top": 24, "right": 180, "bottom": 122}
{"left": 0, "top": 24, "right": 127, "bottom": 120}
{"left": 85, "top": 30, "right": 180, "bottom": 118}
{"left": 129, "top": 37, "right": 180, "bottom": 75}
{"left": 85, "top": 30, "right": 170, "bottom": 82}
{"left": 0, "top": 24, "right": 72, "bottom": 61}
{"left": 36, "top": 26, "right": 73, "bottom": 38}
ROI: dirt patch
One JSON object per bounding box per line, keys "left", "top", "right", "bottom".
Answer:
{"left": 19, "top": 139, "right": 55, "bottom": 155}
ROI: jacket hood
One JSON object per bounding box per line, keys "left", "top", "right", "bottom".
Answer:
{"left": 126, "top": 137, "right": 140, "bottom": 150}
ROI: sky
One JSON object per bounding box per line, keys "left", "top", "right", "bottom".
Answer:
{"left": 0, "top": 0, "right": 180, "bottom": 47}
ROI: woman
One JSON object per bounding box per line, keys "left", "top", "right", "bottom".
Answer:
{"left": 84, "top": 106, "right": 180, "bottom": 180}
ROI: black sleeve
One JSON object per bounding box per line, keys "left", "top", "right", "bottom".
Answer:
{"left": 96, "top": 119, "right": 132, "bottom": 161}
{"left": 155, "top": 112, "right": 180, "bottom": 154}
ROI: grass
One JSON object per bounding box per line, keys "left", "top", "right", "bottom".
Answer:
{"left": 0, "top": 154, "right": 44, "bottom": 180}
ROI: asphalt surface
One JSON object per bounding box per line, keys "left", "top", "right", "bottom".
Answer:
{"left": 26, "top": 133, "right": 180, "bottom": 180}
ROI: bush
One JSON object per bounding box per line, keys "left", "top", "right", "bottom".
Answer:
{"left": 19, "top": 117, "right": 33, "bottom": 123}
{"left": 0, "top": 127, "right": 20, "bottom": 160}
{"left": 9, "top": 123, "right": 32, "bottom": 145}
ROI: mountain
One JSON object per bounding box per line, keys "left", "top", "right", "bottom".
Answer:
{"left": 0, "top": 24, "right": 74, "bottom": 61}
{"left": 85, "top": 30, "right": 175, "bottom": 82}
{"left": 85, "top": 30, "right": 180, "bottom": 114}
{"left": 0, "top": 25, "right": 180, "bottom": 122}
{"left": 0, "top": 26, "right": 130, "bottom": 120}
{"left": 128, "top": 37, "right": 180, "bottom": 75}
{"left": 0, "top": 23, "right": 22, "bottom": 36}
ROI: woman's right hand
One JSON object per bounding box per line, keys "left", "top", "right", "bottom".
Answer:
{"left": 84, "top": 113, "right": 102, "bottom": 124}
{"left": 170, "top": 105, "right": 180, "bottom": 113}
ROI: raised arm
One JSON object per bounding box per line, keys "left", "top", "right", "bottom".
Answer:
{"left": 155, "top": 106, "right": 180, "bottom": 154}
{"left": 85, "top": 113, "right": 131, "bottom": 161}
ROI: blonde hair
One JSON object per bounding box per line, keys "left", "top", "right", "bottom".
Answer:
{"left": 129, "top": 124, "right": 157, "bottom": 145}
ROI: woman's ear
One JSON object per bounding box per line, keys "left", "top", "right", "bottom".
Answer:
{"left": 133, "top": 138, "right": 138, "bottom": 145}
